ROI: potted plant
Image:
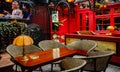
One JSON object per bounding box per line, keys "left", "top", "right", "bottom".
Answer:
{"left": 0, "top": 20, "right": 27, "bottom": 53}
{"left": 52, "top": 19, "right": 66, "bottom": 42}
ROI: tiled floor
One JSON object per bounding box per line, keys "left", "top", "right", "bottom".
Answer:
{"left": 106, "top": 64, "right": 120, "bottom": 72}
{"left": 32, "top": 64, "right": 120, "bottom": 72}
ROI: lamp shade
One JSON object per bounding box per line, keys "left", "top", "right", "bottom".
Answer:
{"left": 107, "top": 26, "right": 114, "bottom": 31}
{"left": 13, "top": 35, "right": 34, "bottom": 46}
{"left": 67, "top": 0, "right": 74, "bottom": 3}
{"left": 5, "top": 0, "right": 13, "bottom": 3}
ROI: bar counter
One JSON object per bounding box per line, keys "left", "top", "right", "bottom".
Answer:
{"left": 65, "top": 33, "right": 120, "bottom": 65}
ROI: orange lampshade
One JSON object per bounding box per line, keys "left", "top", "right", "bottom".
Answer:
{"left": 13, "top": 35, "right": 34, "bottom": 46}
{"left": 67, "top": 0, "right": 74, "bottom": 3}
{"left": 105, "top": 0, "right": 109, "bottom": 3}
{"left": 107, "top": 26, "right": 114, "bottom": 31}
{"left": 5, "top": 0, "right": 13, "bottom": 3}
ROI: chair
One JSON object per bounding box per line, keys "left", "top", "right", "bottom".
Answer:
{"left": 66, "top": 39, "right": 97, "bottom": 56}
{"left": 6, "top": 44, "right": 43, "bottom": 72}
{"left": 38, "top": 40, "right": 66, "bottom": 72}
{"left": 74, "top": 50, "right": 114, "bottom": 72}
{"left": 60, "top": 57, "right": 86, "bottom": 72}
{"left": 38, "top": 40, "right": 66, "bottom": 50}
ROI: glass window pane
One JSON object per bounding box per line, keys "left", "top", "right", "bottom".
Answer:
{"left": 96, "top": 18, "right": 110, "bottom": 30}
{"left": 114, "top": 6, "right": 120, "bottom": 13}
{"left": 114, "top": 17, "right": 120, "bottom": 30}
{"left": 96, "top": 8, "right": 110, "bottom": 15}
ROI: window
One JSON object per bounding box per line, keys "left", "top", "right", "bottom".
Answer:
{"left": 96, "top": 4, "right": 120, "bottom": 31}
{"left": 96, "top": 8, "right": 110, "bottom": 15}
{"left": 96, "top": 18, "right": 110, "bottom": 30}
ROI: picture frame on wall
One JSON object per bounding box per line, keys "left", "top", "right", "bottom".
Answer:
{"left": 52, "top": 11, "right": 59, "bottom": 22}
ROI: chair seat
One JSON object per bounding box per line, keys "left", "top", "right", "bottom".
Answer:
{"left": 60, "top": 57, "right": 86, "bottom": 72}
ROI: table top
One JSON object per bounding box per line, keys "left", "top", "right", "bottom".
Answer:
{"left": 14, "top": 48, "right": 76, "bottom": 67}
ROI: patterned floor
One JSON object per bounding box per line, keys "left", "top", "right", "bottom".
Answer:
{"left": 32, "top": 64, "right": 120, "bottom": 72}
{"left": 106, "top": 64, "right": 120, "bottom": 72}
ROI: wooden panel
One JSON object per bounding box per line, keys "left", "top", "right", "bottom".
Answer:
{"left": 66, "top": 38, "right": 80, "bottom": 45}
{"left": 65, "top": 36, "right": 116, "bottom": 53}
{"left": 31, "top": 5, "right": 50, "bottom": 39}
{"left": 95, "top": 40, "right": 116, "bottom": 53}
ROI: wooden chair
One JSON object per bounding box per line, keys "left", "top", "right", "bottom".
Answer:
{"left": 38, "top": 40, "right": 66, "bottom": 72}
{"left": 60, "top": 57, "right": 86, "bottom": 72}
{"left": 6, "top": 44, "right": 43, "bottom": 72}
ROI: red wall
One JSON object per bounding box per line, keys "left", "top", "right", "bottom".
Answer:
{"left": 31, "top": 5, "right": 50, "bottom": 39}
{"left": 52, "top": 6, "right": 95, "bottom": 36}
{"left": 50, "top": 5, "right": 96, "bottom": 42}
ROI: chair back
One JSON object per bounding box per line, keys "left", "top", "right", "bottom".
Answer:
{"left": 66, "top": 39, "right": 97, "bottom": 55}
{"left": 82, "top": 51, "right": 114, "bottom": 72}
{"left": 38, "top": 40, "right": 66, "bottom": 50}
{"left": 60, "top": 57, "right": 86, "bottom": 72}
{"left": 6, "top": 44, "right": 42, "bottom": 57}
